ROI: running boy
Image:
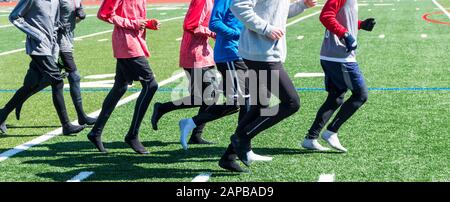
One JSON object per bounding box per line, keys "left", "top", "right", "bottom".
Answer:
{"left": 226, "top": 0, "right": 317, "bottom": 168}
{"left": 178, "top": 0, "right": 272, "bottom": 172}
{"left": 1, "top": 0, "right": 85, "bottom": 136}
{"left": 14, "top": 0, "right": 97, "bottom": 126}
{"left": 301, "top": 0, "right": 376, "bottom": 152}
{"left": 87, "top": 0, "right": 160, "bottom": 154}
{"left": 151, "top": 0, "right": 216, "bottom": 150}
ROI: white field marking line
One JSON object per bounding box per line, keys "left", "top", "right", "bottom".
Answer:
{"left": 432, "top": 0, "right": 450, "bottom": 20}
{"left": 0, "top": 24, "right": 13, "bottom": 29}
{"left": 379, "top": 34, "right": 385, "bottom": 39}
{"left": 0, "top": 48, "right": 25, "bottom": 56}
{"left": 359, "top": 3, "right": 369, "bottom": 6}
{"left": 295, "top": 72, "right": 325, "bottom": 78}
{"left": 286, "top": 10, "right": 322, "bottom": 27}
{"left": 368, "top": 8, "right": 372, "bottom": 11}
{"left": 318, "top": 174, "right": 335, "bottom": 182}
{"left": 374, "top": 3, "right": 394, "bottom": 6}
{"left": 97, "top": 38, "right": 109, "bottom": 42}
{"left": 84, "top": 73, "right": 116, "bottom": 79}
{"left": 176, "top": 37, "right": 182, "bottom": 41}
{"left": 67, "top": 171, "right": 94, "bottom": 182}
{"left": 0, "top": 16, "right": 185, "bottom": 56}
{"left": 297, "top": 35, "right": 305, "bottom": 40}
{"left": 192, "top": 173, "right": 211, "bottom": 182}
{"left": 421, "top": 34, "right": 428, "bottom": 38}
{"left": 0, "top": 72, "right": 185, "bottom": 163}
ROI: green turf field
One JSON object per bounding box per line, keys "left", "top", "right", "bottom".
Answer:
{"left": 0, "top": 0, "right": 449, "bottom": 182}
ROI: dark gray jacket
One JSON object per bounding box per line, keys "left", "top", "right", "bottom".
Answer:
{"left": 9, "top": 0, "right": 60, "bottom": 60}
{"left": 58, "top": 0, "right": 83, "bottom": 52}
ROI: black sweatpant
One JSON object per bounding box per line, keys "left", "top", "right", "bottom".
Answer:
{"left": 90, "top": 57, "right": 158, "bottom": 138}
{"left": 0, "top": 55, "right": 71, "bottom": 126}
{"left": 16, "top": 51, "right": 90, "bottom": 121}
{"left": 157, "top": 66, "right": 217, "bottom": 139}
{"left": 192, "top": 60, "right": 249, "bottom": 126}
{"left": 234, "top": 60, "right": 300, "bottom": 142}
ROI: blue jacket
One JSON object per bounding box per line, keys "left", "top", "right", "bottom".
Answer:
{"left": 209, "top": 0, "right": 243, "bottom": 63}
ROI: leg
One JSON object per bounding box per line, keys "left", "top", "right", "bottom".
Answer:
{"left": 60, "top": 52, "right": 97, "bottom": 125}
{"left": 323, "top": 62, "right": 368, "bottom": 152}
{"left": 0, "top": 61, "right": 43, "bottom": 134}
{"left": 327, "top": 87, "right": 368, "bottom": 133}
{"left": 232, "top": 61, "right": 300, "bottom": 166}
{"left": 125, "top": 79, "right": 158, "bottom": 154}
{"left": 151, "top": 68, "right": 202, "bottom": 130}
{"left": 306, "top": 91, "right": 346, "bottom": 139}
{"left": 87, "top": 61, "right": 129, "bottom": 152}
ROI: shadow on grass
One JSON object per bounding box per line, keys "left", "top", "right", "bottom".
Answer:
{"left": 15, "top": 139, "right": 341, "bottom": 181}
{"left": 6, "top": 124, "right": 61, "bottom": 129}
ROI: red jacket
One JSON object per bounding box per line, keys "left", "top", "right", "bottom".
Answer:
{"left": 319, "top": 0, "right": 361, "bottom": 38}
{"left": 97, "top": 0, "right": 158, "bottom": 59}
{"left": 179, "top": 0, "right": 216, "bottom": 68}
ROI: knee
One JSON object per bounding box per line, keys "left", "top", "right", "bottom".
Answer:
{"left": 288, "top": 96, "right": 301, "bottom": 113}
{"left": 354, "top": 90, "right": 368, "bottom": 106}
{"left": 114, "top": 83, "right": 128, "bottom": 94}
{"left": 334, "top": 94, "right": 345, "bottom": 106}
{"left": 68, "top": 71, "right": 81, "bottom": 83}
{"left": 142, "top": 80, "right": 159, "bottom": 93}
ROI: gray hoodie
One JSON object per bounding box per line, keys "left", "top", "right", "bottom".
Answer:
{"left": 231, "top": 0, "right": 308, "bottom": 63}
{"left": 9, "top": 0, "right": 60, "bottom": 60}
{"left": 58, "top": 0, "right": 83, "bottom": 52}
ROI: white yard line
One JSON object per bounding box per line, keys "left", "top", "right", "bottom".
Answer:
{"left": 432, "top": 0, "right": 450, "bottom": 20}
{"left": 85, "top": 73, "right": 116, "bottom": 79}
{"left": 378, "top": 34, "right": 386, "bottom": 39}
{"left": 421, "top": 34, "right": 428, "bottom": 38}
{"left": 286, "top": 11, "right": 322, "bottom": 27}
{"left": 318, "top": 174, "right": 335, "bottom": 182}
{"left": 176, "top": 37, "right": 182, "bottom": 41}
{"left": 0, "top": 16, "right": 185, "bottom": 57}
{"left": 0, "top": 24, "right": 13, "bottom": 29}
{"left": 192, "top": 173, "right": 211, "bottom": 182}
{"left": 97, "top": 38, "right": 109, "bottom": 42}
{"left": 0, "top": 48, "right": 25, "bottom": 56}
{"left": 374, "top": 3, "right": 394, "bottom": 6}
{"left": 0, "top": 72, "right": 185, "bottom": 163}
{"left": 66, "top": 171, "right": 94, "bottom": 182}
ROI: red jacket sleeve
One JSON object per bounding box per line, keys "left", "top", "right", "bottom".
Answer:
{"left": 97, "top": 0, "right": 141, "bottom": 30}
{"left": 183, "top": 0, "right": 214, "bottom": 37}
{"left": 319, "top": 0, "right": 348, "bottom": 38}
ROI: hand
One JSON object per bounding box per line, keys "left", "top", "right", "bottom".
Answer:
{"left": 304, "top": 0, "right": 317, "bottom": 8}
{"left": 146, "top": 19, "right": 161, "bottom": 30}
{"left": 138, "top": 19, "right": 147, "bottom": 30}
{"left": 268, "top": 27, "right": 285, "bottom": 40}
{"left": 343, "top": 32, "right": 357, "bottom": 52}
{"left": 360, "top": 18, "right": 376, "bottom": 31}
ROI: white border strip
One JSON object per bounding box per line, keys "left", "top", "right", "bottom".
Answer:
{"left": 318, "top": 174, "right": 335, "bottom": 182}
{"left": 67, "top": 171, "right": 94, "bottom": 182}
{"left": 432, "top": 0, "right": 450, "bottom": 19}
{"left": 192, "top": 173, "right": 211, "bottom": 182}
{"left": 286, "top": 11, "right": 321, "bottom": 27}
{"left": 0, "top": 72, "right": 185, "bottom": 162}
